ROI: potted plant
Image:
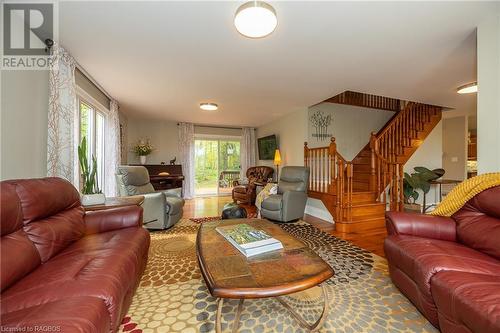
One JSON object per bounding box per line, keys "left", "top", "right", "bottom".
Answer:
{"left": 403, "top": 167, "right": 444, "bottom": 213}
{"left": 78, "top": 137, "right": 105, "bottom": 206}
{"left": 133, "top": 140, "right": 154, "bottom": 164}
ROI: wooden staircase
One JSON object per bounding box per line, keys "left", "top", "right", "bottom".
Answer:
{"left": 305, "top": 101, "right": 442, "bottom": 232}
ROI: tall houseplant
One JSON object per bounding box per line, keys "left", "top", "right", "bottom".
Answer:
{"left": 78, "top": 137, "right": 105, "bottom": 206}
{"left": 403, "top": 167, "right": 444, "bottom": 213}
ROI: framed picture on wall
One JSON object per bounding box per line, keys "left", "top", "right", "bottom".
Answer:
{"left": 258, "top": 135, "right": 278, "bottom": 160}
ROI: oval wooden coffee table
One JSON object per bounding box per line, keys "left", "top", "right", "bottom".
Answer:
{"left": 196, "top": 219, "right": 334, "bottom": 332}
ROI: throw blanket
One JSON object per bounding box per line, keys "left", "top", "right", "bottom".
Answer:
{"left": 430, "top": 173, "right": 500, "bottom": 217}
{"left": 255, "top": 183, "right": 278, "bottom": 218}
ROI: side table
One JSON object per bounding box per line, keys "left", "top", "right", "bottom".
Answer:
{"left": 83, "top": 196, "right": 145, "bottom": 211}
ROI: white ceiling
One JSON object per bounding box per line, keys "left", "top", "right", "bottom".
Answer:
{"left": 59, "top": 1, "right": 494, "bottom": 127}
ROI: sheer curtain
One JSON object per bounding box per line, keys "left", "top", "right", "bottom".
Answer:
{"left": 104, "top": 99, "right": 121, "bottom": 196}
{"left": 178, "top": 123, "right": 195, "bottom": 199}
{"left": 240, "top": 127, "right": 256, "bottom": 178}
{"left": 47, "top": 44, "right": 79, "bottom": 186}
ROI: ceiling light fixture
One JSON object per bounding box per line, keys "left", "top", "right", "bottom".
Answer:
{"left": 234, "top": 1, "right": 277, "bottom": 38}
{"left": 457, "top": 82, "right": 478, "bottom": 94}
{"left": 200, "top": 103, "right": 218, "bottom": 111}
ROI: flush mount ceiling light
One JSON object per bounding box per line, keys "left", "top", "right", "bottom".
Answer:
{"left": 457, "top": 82, "right": 478, "bottom": 94}
{"left": 200, "top": 103, "right": 218, "bottom": 111}
{"left": 234, "top": 1, "right": 277, "bottom": 38}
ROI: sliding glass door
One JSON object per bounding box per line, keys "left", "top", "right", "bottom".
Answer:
{"left": 195, "top": 138, "right": 241, "bottom": 196}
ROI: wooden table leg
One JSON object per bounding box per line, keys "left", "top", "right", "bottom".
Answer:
{"left": 215, "top": 298, "right": 245, "bottom": 333}
{"left": 276, "top": 284, "right": 329, "bottom": 332}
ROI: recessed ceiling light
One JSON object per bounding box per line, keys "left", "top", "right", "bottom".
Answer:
{"left": 234, "top": 1, "right": 277, "bottom": 38}
{"left": 457, "top": 82, "right": 478, "bottom": 94}
{"left": 200, "top": 103, "right": 218, "bottom": 111}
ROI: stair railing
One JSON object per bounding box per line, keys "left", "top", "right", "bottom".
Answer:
{"left": 369, "top": 102, "right": 441, "bottom": 211}
{"left": 304, "top": 138, "right": 353, "bottom": 222}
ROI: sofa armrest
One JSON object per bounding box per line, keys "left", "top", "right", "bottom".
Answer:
{"left": 385, "top": 211, "right": 456, "bottom": 242}
{"left": 85, "top": 206, "right": 143, "bottom": 234}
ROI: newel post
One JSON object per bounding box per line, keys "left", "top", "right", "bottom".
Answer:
{"left": 369, "top": 132, "right": 377, "bottom": 192}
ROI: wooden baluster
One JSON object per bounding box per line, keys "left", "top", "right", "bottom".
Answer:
{"left": 369, "top": 132, "right": 377, "bottom": 193}
{"left": 329, "top": 138, "right": 336, "bottom": 193}
{"left": 322, "top": 148, "right": 326, "bottom": 193}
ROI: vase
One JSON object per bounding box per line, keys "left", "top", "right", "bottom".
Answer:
{"left": 140, "top": 156, "right": 147, "bottom": 164}
{"left": 81, "top": 193, "right": 106, "bottom": 206}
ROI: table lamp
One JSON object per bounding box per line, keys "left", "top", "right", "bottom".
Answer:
{"left": 274, "top": 149, "right": 281, "bottom": 181}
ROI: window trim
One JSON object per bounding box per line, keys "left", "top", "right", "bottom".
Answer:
{"left": 77, "top": 86, "right": 109, "bottom": 192}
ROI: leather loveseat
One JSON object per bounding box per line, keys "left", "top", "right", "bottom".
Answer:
{"left": 384, "top": 186, "right": 500, "bottom": 333}
{"left": 0, "top": 178, "right": 150, "bottom": 333}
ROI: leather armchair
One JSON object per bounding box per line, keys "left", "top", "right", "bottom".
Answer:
{"left": 232, "top": 166, "right": 274, "bottom": 204}
{"left": 116, "top": 165, "right": 184, "bottom": 229}
{"left": 384, "top": 185, "right": 500, "bottom": 333}
{"left": 261, "top": 166, "right": 310, "bottom": 222}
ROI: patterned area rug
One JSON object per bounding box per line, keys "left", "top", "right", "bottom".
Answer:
{"left": 120, "top": 219, "right": 437, "bottom": 333}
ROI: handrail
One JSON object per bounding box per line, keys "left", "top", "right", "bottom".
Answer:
{"left": 304, "top": 137, "right": 353, "bottom": 222}
{"left": 369, "top": 102, "right": 441, "bottom": 211}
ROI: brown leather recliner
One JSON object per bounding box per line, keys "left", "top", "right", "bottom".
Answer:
{"left": 384, "top": 185, "right": 500, "bottom": 333}
{"left": 232, "top": 166, "right": 274, "bottom": 204}
{"left": 0, "top": 178, "right": 150, "bottom": 333}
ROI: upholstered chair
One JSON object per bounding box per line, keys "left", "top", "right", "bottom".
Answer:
{"left": 116, "top": 166, "right": 185, "bottom": 229}
{"left": 232, "top": 166, "right": 274, "bottom": 204}
{"left": 261, "top": 166, "right": 310, "bottom": 222}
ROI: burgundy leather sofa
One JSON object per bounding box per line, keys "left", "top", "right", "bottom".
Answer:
{"left": 1, "top": 178, "right": 150, "bottom": 332}
{"left": 385, "top": 186, "right": 500, "bottom": 333}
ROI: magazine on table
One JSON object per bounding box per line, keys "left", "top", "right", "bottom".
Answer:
{"left": 216, "top": 224, "right": 283, "bottom": 257}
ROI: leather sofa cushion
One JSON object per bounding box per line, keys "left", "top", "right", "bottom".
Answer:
{"left": 233, "top": 185, "right": 248, "bottom": 194}
{"left": 261, "top": 194, "right": 283, "bottom": 211}
{"left": 431, "top": 271, "right": 500, "bottom": 333}
{"left": 0, "top": 297, "right": 110, "bottom": 333}
{"left": 0, "top": 183, "right": 23, "bottom": 236}
{"left": 24, "top": 207, "right": 85, "bottom": 263}
{"left": 278, "top": 180, "right": 305, "bottom": 193}
{"left": 13, "top": 178, "right": 81, "bottom": 223}
{"left": 118, "top": 166, "right": 150, "bottom": 186}
{"left": 1, "top": 230, "right": 41, "bottom": 292}
{"left": 1, "top": 227, "right": 150, "bottom": 329}
{"left": 385, "top": 235, "right": 500, "bottom": 306}
{"left": 126, "top": 183, "right": 155, "bottom": 195}
{"left": 0, "top": 182, "right": 41, "bottom": 291}
{"left": 453, "top": 186, "right": 500, "bottom": 260}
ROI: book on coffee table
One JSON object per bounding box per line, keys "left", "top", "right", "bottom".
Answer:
{"left": 216, "top": 223, "right": 283, "bottom": 257}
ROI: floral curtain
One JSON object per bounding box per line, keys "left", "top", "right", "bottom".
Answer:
{"left": 240, "top": 127, "right": 256, "bottom": 178}
{"left": 104, "top": 99, "right": 121, "bottom": 196}
{"left": 47, "top": 45, "right": 79, "bottom": 186}
{"left": 178, "top": 122, "right": 195, "bottom": 199}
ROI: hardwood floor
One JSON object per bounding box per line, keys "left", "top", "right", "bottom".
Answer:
{"left": 183, "top": 196, "right": 387, "bottom": 258}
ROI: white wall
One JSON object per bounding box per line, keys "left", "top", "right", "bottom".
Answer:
{"left": 404, "top": 121, "right": 443, "bottom": 206}
{"left": 442, "top": 116, "right": 467, "bottom": 181}
{"left": 1, "top": 71, "right": 49, "bottom": 180}
{"left": 477, "top": 8, "right": 500, "bottom": 173}
{"left": 308, "top": 103, "right": 394, "bottom": 160}
{"left": 256, "top": 108, "right": 308, "bottom": 172}
{"left": 126, "top": 116, "right": 179, "bottom": 164}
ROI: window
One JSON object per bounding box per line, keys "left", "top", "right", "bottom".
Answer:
{"left": 79, "top": 99, "right": 105, "bottom": 191}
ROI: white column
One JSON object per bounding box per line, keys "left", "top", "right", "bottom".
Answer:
{"left": 477, "top": 7, "right": 500, "bottom": 174}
